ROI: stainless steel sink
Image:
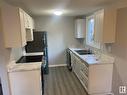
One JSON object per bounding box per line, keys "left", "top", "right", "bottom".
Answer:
{"left": 75, "top": 50, "right": 93, "bottom": 55}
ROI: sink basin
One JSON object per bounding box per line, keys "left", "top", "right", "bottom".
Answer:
{"left": 75, "top": 50, "right": 93, "bottom": 55}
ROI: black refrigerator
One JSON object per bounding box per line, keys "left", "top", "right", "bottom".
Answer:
{"left": 25, "top": 31, "right": 49, "bottom": 74}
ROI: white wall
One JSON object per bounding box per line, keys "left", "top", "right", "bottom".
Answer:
{"left": 0, "top": 2, "right": 11, "bottom": 95}
{"left": 103, "top": 2, "right": 127, "bottom": 95}
{"left": 35, "top": 16, "right": 84, "bottom": 65}
{"left": 11, "top": 48, "right": 23, "bottom": 61}
{"left": 111, "top": 7, "right": 127, "bottom": 95}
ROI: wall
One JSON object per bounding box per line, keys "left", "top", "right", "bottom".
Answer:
{"left": 104, "top": 1, "right": 127, "bottom": 95}
{"left": 11, "top": 48, "right": 23, "bottom": 61}
{"left": 34, "top": 16, "right": 84, "bottom": 65}
{"left": 0, "top": 2, "right": 11, "bottom": 95}
{"left": 111, "top": 7, "right": 127, "bottom": 95}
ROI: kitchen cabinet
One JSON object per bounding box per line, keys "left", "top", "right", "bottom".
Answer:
{"left": 71, "top": 52, "right": 88, "bottom": 91}
{"left": 70, "top": 51, "right": 113, "bottom": 95}
{"left": 86, "top": 8, "right": 116, "bottom": 48}
{"left": 0, "top": 5, "right": 27, "bottom": 48}
{"left": 23, "top": 9, "right": 34, "bottom": 41}
{"left": 1, "top": 4, "right": 35, "bottom": 48}
{"left": 88, "top": 64, "right": 113, "bottom": 95}
{"left": 94, "top": 8, "right": 116, "bottom": 44}
{"left": 24, "top": 12, "right": 35, "bottom": 29}
{"left": 9, "top": 70, "right": 42, "bottom": 95}
{"left": 75, "top": 19, "right": 86, "bottom": 38}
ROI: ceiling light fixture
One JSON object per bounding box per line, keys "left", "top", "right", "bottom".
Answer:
{"left": 54, "top": 11, "right": 63, "bottom": 16}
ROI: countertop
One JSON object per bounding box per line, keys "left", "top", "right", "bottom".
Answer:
{"left": 7, "top": 61, "right": 42, "bottom": 72}
{"left": 69, "top": 48, "right": 115, "bottom": 65}
{"left": 8, "top": 52, "right": 44, "bottom": 72}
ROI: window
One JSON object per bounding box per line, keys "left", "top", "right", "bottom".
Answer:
{"left": 86, "top": 15, "right": 95, "bottom": 46}
{"left": 86, "top": 15, "right": 101, "bottom": 49}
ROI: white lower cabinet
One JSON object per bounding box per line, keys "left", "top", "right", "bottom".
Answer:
{"left": 71, "top": 52, "right": 89, "bottom": 91}
{"left": 9, "top": 70, "right": 42, "bottom": 95}
{"left": 70, "top": 52, "right": 113, "bottom": 95}
{"left": 88, "top": 64, "right": 113, "bottom": 95}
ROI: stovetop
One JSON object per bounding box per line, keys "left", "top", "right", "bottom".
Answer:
{"left": 16, "top": 55, "right": 43, "bottom": 63}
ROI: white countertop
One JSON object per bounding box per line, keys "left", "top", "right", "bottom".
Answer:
{"left": 69, "top": 48, "right": 115, "bottom": 65}
{"left": 8, "top": 52, "right": 44, "bottom": 72}
{"left": 7, "top": 61, "right": 42, "bottom": 72}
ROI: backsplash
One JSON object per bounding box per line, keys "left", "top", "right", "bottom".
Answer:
{"left": 10, "top": 48, "right": 23, "bottom": 62}
{"left": 84, "top": 42, "right": 114, "bottom": 56}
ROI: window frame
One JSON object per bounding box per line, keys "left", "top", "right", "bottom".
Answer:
{"left": 86, "top": 15, "right": 101, "bottom": 49}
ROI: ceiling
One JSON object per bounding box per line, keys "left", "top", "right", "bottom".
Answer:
{"left": 4, "top": 0, "right": 120, "bottom": 16}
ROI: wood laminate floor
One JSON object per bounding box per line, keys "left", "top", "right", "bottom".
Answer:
{"left": 44, "top": 66, "right": 88, "bottom": 95}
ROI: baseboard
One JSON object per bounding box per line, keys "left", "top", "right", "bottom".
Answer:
{"left": 49, "top": 64, "right": 67, "bottom": 67}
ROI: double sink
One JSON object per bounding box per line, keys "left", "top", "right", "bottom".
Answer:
{"left": 75, "top": 50, "right": 93, "bottom": 55}
{"left": 74, "top": 49, "right": 115, "bottom": 64}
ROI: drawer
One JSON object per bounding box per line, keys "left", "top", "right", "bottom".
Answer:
{"left": 80, "top": 63, "right": 88, "bottom": 77}
{"left": 80, "top": 73, "right": 88, "bottom": 89}
{"left": 80, "top": 72, "right": 88, "bottom": 89}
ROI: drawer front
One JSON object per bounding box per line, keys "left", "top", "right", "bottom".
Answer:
{"left": 80, "top": 72, "right": 88, "bottom": 90}
{"left": 80, "top": 62, "right": 88, "bottom": 77}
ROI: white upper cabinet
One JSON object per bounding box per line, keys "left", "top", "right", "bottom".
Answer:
{"left": 94, "top": 8, "right": 117, "bottom": 44}
{"left": 0, "top": 3, "right": 35, "bottom": 48}
{"left": 19, "top": 9, "right": 27, "bottom": 47}
{"left": 0, "top": 4, "right": 27, "bottom": 48}
{"left": 86, "top": 8, "right": 117, "bottom": 48}
{"left": 23, "top": 11, "right": 34, "bottom": 42}
{"left": 24, "top": 12, "right": 35, "bottom": 29}
{"left": 75, "top": 19, "right": 86, "bottom": 38}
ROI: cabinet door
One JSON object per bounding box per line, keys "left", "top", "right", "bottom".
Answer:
{"left": 79, "top": 61, "right": 89, "bottom": 91}
{"left": 103, "top": 8, "right": 116, "bottom": 43}
{"left": 31, "top": 18, "right": 35, "bottom": 29}
{"left": 29, "top": 16, "right": 34, "bottom": 29}
{"left": 75, "top": 57, "right": 81, "bottom": 77}
{"left": 94, "top": 8, "right": 116, "bottom": 44}
{"left": 75, "top": 19, "right": 86, "bottom": 38}
{"left": 80, "top": 61, "right": 88, "bottom": 77}
{"left": 80, "top": 71, "right": 88, "bottom": 91}
{"left": 9, "top": 70, "right": 41, "bottom": 95}
{"left": 24, "top": 12, "right": 28, "bottom": 28}
{"left": 19, "top": 9, "right": 27, "bottom": 46}
{"left": 27, "top": 15, "right": 31, "bottom": 28}
{"left": 1, "top": 5, "right": 28, "bottom": 48}
{"left": 24, "top": 13, "right": 31, "bottom": 28}
{"left": 88, "top": 64, "right": 113, "bottom": 94}
{"left": 94, "top": 10, "right": 104, "bottom": 44}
